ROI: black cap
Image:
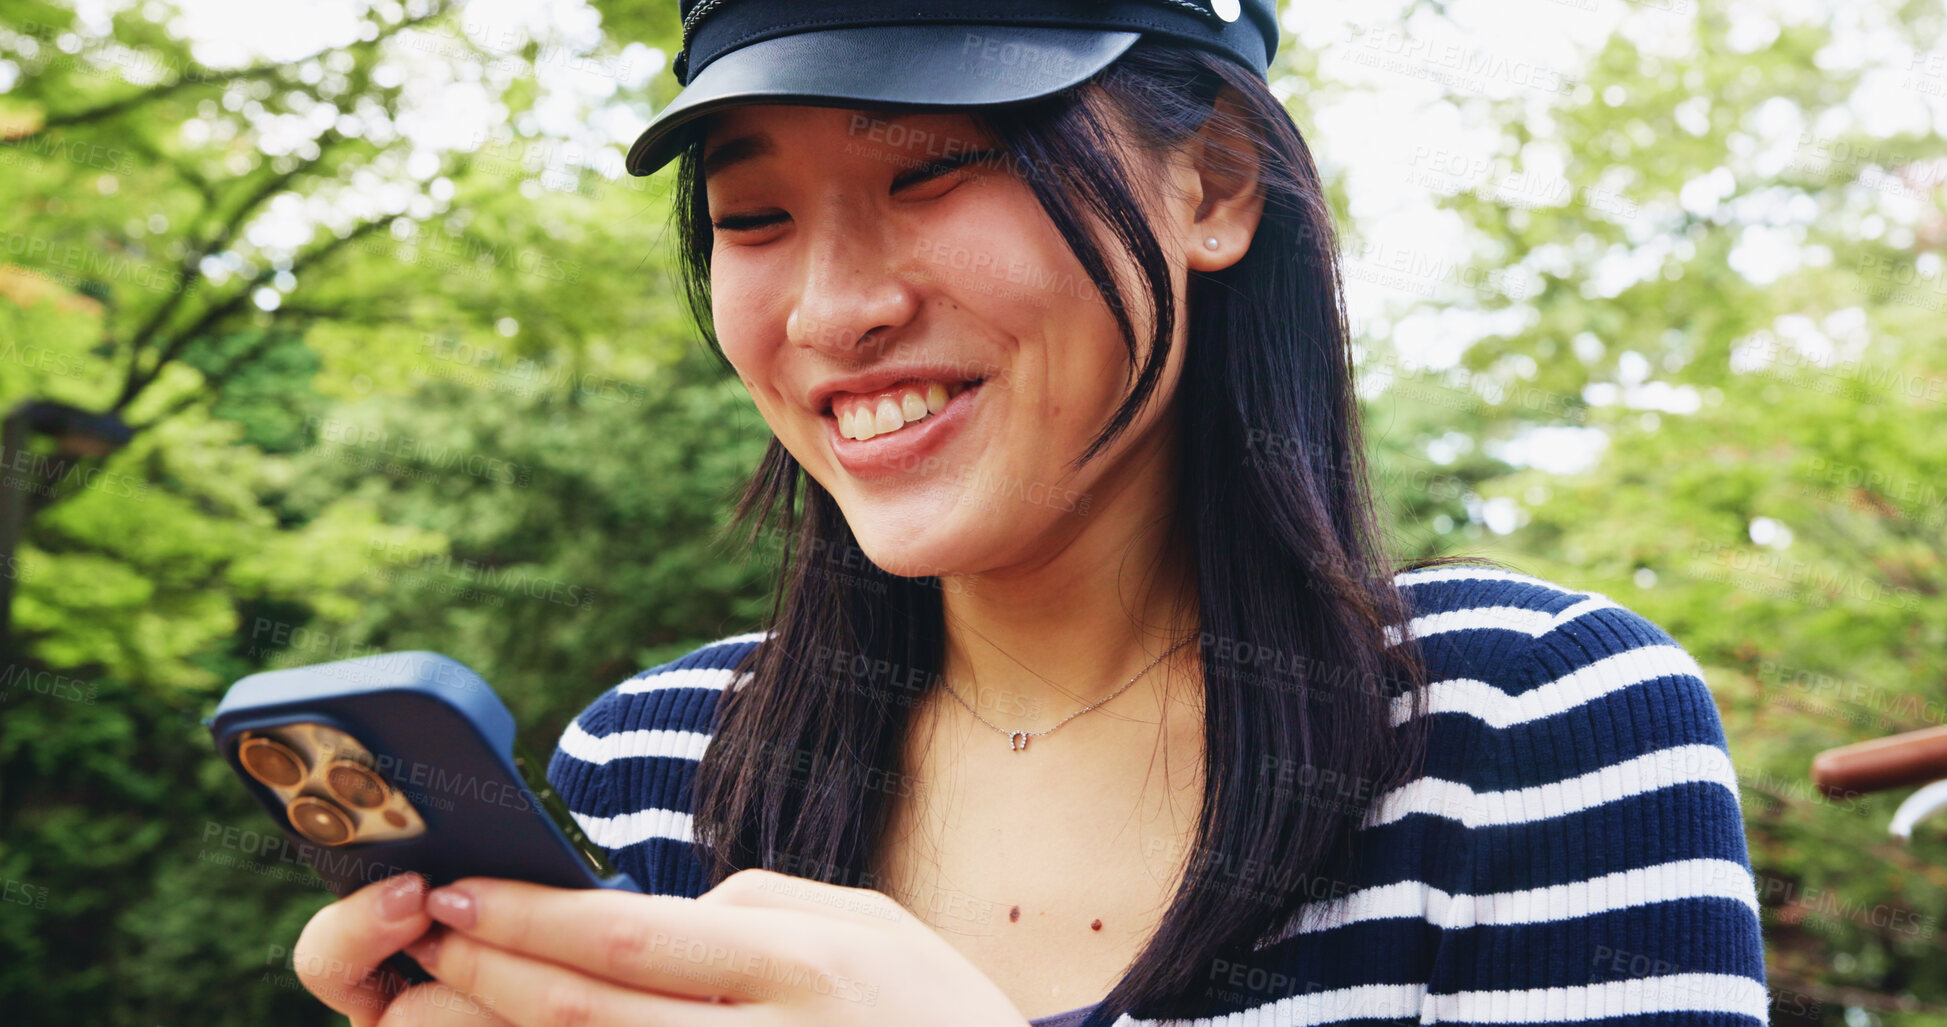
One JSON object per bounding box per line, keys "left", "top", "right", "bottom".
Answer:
{"left": 623, "top": 0, "right": 1280, "bottom": 176}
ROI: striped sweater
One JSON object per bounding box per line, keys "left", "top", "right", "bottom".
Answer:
{"left": 546, "top": 566, "right": 1770, "bottom": 1026}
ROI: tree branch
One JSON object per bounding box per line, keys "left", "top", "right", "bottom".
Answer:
{"left": 8, "top": 66, "right": 288, "bottom": 142}
{"left": 111, "top": 213, "right": 402, "bottom": 414}
{"left": 115, "top": 134, "right": 340, "bottom": 401}
{"left": 6, "top": 4, "right": 449, "bottom": 142}
{"left": 125, "top": 321, "right": 319, "bottom": 434}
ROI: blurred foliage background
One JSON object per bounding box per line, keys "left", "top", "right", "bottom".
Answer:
{"left": 0, "top": 0, "right": 1942, "bottom": 1023}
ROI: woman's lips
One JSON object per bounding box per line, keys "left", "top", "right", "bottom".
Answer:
{"left": 827, "top": 380, "right": 984, "bottom": 478}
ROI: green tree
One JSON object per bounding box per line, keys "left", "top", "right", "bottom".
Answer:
{"left": 0, "top": 2, "right": 766, "bottom": 1022}
{"left": 1356, "top": 3, "right": 1947, "bottom": 1020}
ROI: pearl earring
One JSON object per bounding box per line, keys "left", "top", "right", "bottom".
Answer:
{"left": 1203, "top": 236, "right": 1221, "bottom": 251}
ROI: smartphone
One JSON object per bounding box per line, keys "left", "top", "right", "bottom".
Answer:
{"left": 207, "top": 650, "right": 639, "bottom": 903}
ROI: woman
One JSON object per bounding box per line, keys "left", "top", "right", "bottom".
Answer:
{"left": 293, "top": 3, "right": 1769, "bottom": 1025}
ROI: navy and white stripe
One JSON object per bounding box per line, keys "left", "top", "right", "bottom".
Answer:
{"left": 547, "top": 568, "right": 1769, "bottom": 1026}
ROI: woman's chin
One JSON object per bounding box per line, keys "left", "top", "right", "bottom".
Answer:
{"left": 846, "top": 513, "right": 982, "bottom": 583}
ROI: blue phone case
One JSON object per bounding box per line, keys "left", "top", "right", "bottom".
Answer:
{"left": 207, "top": 650, "right": 638, "bottom": 898}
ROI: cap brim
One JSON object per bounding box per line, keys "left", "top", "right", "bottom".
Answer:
{"left": 625, "top": 24, "right": 1140, "bottom": 176}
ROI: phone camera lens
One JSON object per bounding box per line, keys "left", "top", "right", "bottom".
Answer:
{"left": 287, "top": 796, "right": 356, "bottom": 846}
{"left": 325, "top": 761, "right": 390, "bottom": 810}
{"left": 239, "top": 737, "right": 307, "bottom": 788}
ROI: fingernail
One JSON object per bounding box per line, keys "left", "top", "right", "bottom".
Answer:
{"left": 405, "top": 931, "right": 441, "bottom": 970}
{"left": 377, "top": 874, "right": 427, "bottom": 923}
{"left": 427, "top": 886, "right": 476, "bottom": 929}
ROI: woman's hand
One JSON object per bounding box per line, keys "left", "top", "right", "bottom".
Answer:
{"left": 377, "top": 867, "right": 1031, "bottom": 1026}
{"left": 292, "top": 867, "right": 1033, "bottom": 1025}
{"left": 290, "top": 871, "right": 512, "bottom": 1027}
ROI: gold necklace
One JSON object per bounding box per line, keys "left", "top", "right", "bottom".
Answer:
{"left": 936, "top": 636, "right": 1198, "bottom": 752}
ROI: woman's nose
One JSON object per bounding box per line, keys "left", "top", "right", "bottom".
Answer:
{"left": 784, "top": 207, "right": 920, "bottom": 356}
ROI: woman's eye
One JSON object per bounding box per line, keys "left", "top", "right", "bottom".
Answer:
{"left": 710, "top": 149, "right": 1005, "bottom": 233}
{"left": 891, "top": 149, "right": 1006, "bottom": 192}
{"left": 711, "top": 211, "right": 786, "bottom": 233}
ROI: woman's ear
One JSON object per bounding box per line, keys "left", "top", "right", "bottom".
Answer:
{"left": 1180, "top": 86, "right": 1267, "bottom": 273}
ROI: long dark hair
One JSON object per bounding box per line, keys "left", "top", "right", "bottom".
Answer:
{"left": 667, "top": 38, "right": 1434, "bottom": 1022}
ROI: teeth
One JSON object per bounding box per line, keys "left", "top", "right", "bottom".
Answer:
{"left": 875, "top": 397, "right": 903, "bottom": 434}
{"left": 844, "top": 407, "right": 870, "bottom": 441}
{"left": 833, "top": 379, "right": 974, "bottom": 442}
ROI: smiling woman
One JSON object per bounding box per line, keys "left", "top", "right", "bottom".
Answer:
{"left": 291, "top": 4, "right": 1769, "bottom": 1027}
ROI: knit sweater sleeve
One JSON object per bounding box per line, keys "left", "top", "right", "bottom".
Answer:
{"left": 544, "top": 633, "right": 764, "bottom": 899}
{"left": 1414, "top": 597, "right": 1771, "bottom": 1026}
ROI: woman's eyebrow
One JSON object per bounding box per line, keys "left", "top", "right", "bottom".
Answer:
{"left": 702, "top": 134, "right": 773, "bottom": 180}
{"left": 701, "top": 108, "right": 957, "bottom": 180}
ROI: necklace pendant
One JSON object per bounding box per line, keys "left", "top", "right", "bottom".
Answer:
{"left": 1009, "top": 731, "right": 1030, "bottom": 752}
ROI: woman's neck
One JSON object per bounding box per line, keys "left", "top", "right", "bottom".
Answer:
{"left": 932, "top": 453, "right": 1202, "bottom": 738}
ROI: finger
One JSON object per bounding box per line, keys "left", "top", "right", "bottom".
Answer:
{"left": 425, "top": 877, "right": 825, "bottom": 1000}
{"left": 698, "top": 867, "right": 915, "bottom": 928}
{"left": 375, "top": 978, "right": 517, "bottom": 1027}
{"left": 293, "top": 873, "right": 433, "bottom": 1026}
{"left": 405, "top": 925, "right": 751, "bottom": 1025}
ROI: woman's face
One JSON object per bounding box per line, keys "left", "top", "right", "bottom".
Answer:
{"left": 700, "top": 103, "right": 1209, "bottom": 581}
